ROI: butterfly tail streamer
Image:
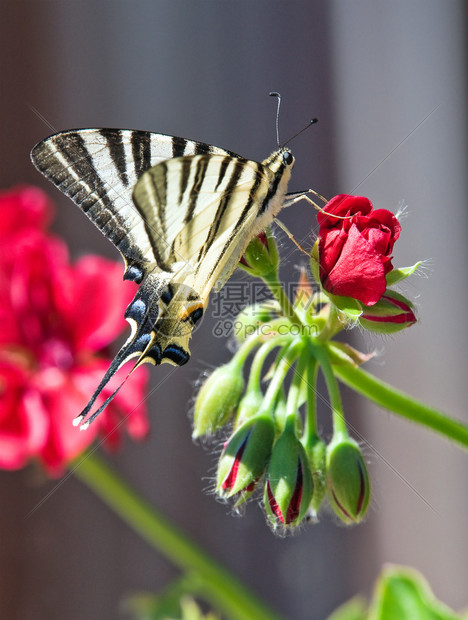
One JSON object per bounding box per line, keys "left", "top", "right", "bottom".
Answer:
{"left": 74, "top": 361, "right": 137, "bottom": 430}
{"left": 73, "top": 331, "right": 154, "bottom": 430}
{"left": 74, "top": 274, "right": 169, "bottom": 429}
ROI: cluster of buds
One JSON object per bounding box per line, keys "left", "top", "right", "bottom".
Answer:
{"left": 193, "top": 322, "right": 370, "bottom": 530}
{"left": 193, "top": 197, "right": 420, "bottom": 531}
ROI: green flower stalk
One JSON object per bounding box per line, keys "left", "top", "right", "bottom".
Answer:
{"left": 235, "top": 336, "right": 290, "bottom": 427}
{"left": 304, "top": 436, "right": 327, "bottom": 521}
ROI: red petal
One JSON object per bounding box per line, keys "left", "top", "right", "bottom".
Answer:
{"left": 320, "top": 223, "right": 387, "bottom": 305}
{"left": 317, "top": 195, "right": 373, "bottom": 229}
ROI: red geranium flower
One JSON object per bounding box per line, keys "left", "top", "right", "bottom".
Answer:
{"left": 0, "top": 187, "right": 149, "bottom": 475}
{"left": 318, "top": 195, "right": 401, "bottom": 306}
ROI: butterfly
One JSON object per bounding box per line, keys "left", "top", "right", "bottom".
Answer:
{"left": 31, "top": 126, "right": 307, "bottom": 428}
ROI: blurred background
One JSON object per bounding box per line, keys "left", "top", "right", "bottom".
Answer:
{"left": 1, "top": 1, "right": 467, "bottom": 618}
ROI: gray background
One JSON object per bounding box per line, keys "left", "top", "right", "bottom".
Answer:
{"left": 1, "top": 2, "right": 467, "bottom": 619}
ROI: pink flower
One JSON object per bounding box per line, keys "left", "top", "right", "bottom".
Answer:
{"left": 0, "top": 187, "right": 149, "bottom": 475}
{"left": 0, "top": 185, "right": 53, "bottom": 241}
{"left": 318, "top": 195, "right": 401, "bottom": 306}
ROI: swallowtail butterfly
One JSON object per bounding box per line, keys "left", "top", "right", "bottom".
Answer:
{"left": 31, "top": 124, "right": 307, "bottom": 428}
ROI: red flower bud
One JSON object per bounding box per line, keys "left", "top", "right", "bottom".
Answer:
{"left": 239, "top": 230, "right": 279, "bottom": 276}
{"left": 263, "top": 425, "right": 314, "bottom": 527}
{"left": 326, "top": 438, "right": 370, "bottom": 524}
{"left": 360, "top": 291, "right": 416, "bottom": 333}
{"left": 317, "top": 195, "right": 401, "bottom": 306}
{"left": 217, "top": 414, "right": 275, "bottom": 497}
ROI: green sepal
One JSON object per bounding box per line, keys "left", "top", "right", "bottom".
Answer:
{"left": 310, "top": 239, "right": 320, "bottom": 285}
{"left": 385, "top": 261, "right": 422, "bottom": 286}
{"left": 327, "top": 293, "right": 363, "bottom": 319}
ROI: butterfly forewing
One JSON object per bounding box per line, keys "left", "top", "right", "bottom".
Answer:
{"left": 31, "top": 129, "right": 235, "bottom": 280}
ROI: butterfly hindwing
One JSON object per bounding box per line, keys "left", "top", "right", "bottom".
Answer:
{"left": 132, "top": 153, "right": 277, "bottom": 300}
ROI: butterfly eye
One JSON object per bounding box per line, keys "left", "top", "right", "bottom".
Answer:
{"left": 282, "top": 151, "right": 294, "bottom": 166}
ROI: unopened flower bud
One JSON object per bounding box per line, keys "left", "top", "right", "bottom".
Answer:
{"left": 217, "top": 414, "right": 275, "bottom": 497}
{"left": 239, "top": 230, "right": 279, "bottom": 276}
{"left": 264, "top": 424, "right": 314, "bottom": 527}
{"left": 326, "top": 438, "right": 370, "bottom": 524}
{"left": 359, "top": 291, "right": 416, "bottom": 333}
{"left": 193, "top": 361, "right": 244, "bottom": 438}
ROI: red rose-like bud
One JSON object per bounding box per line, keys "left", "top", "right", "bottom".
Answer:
{"left": 360, "top": 290, "right": 417, "bottom": 333}
{"left": 317, "top": 195, "right": 401, "bottom": 306}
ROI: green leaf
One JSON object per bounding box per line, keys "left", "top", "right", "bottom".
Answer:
{"left": 386, "top": 262, "right": 422, "bottom": 286}
{"left": 369, "top": 565, "right": 460, "bottom": 620}
{"left": 326, "top": 596, "right": 368, "bottom": 620}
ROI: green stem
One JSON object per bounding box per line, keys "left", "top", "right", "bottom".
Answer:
{"left": 309, "top": 343, "right": 348, "bottom": 438}
{"left": 315, "top": 303, "right": 344, "bottom": 343}
{"left": 74, "top": 454, "right": 282, "bottom": 620}
{"left": 304, "top": 358, "right": 319, "bottom": 441}
{"left": 247, "top": 336, "right": 289, "bottom": 393}
{"left": 334, "top": 363, "right": 468, "bottom": 451}
{"left": 262, "top": 272, "right": 303, "bottom": 328}
{"left": 286, "top": 347, "right": 307, "bottom": 418}
{"left": 232, "top": 333, "right": 263, "bottom": 367}
{"left": 262, "top": 339, "right": 303, "bottom": 412}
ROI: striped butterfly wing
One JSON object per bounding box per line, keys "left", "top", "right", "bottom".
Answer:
{"left": 31, "top": 129, "right": 294, "bottom": 428}
{"left": 132, "top": 153, "right": 279, "bottom": 301}
{"left": 30, "top": 128, "right": 236, "bottom": 282}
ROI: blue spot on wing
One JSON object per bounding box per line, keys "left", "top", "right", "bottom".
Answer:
{"left": 163, "top": 344, "right": 190, "bottom": 366}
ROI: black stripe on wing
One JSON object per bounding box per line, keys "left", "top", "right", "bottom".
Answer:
{"left": 99, "top": 128, "right": 129, "bottom": 188}
{"left": 204, "top": 163, "right": 265, "bottom": 284}
{"left": 196, "top": 159, "right": 245, "bottom": 262}
{"left": 131, "top": 130, "right": 152, "bottom": 177}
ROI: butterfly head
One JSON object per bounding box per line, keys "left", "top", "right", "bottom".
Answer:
{"left": 262, "top": 148, "right": 295, "bottom": 173}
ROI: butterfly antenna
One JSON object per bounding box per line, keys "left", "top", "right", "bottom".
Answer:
{"left": 282, "top": 118, "right": 318, "bottom": 148}
{"left": 269, "top": 91, "right": 282, "bottom": 147}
